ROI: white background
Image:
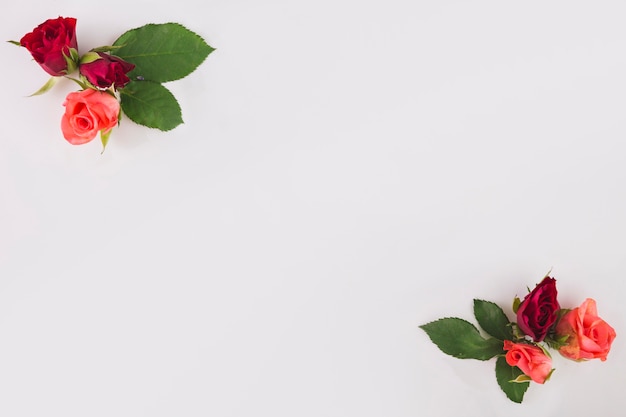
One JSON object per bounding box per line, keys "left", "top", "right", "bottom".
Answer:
{"left": 1, "top": 1, "right": 625, "bottom": 416}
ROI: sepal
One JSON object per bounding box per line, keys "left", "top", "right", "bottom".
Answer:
{"left": 79, "top": 51, "right": 101, "bottom": 65}
{"left": 537, "top": 343, "right": 552, "bottom": 359}
{"left": 28, "top": 77, "right": 60, "bottom": 96}
{"left": 90, "top": 45, "right": 123, "bottom": 53}
{"left": 544, "top": 333, "right": 570, "bottom": 350}
{"left": 65, "top": 77, "right": 90, "bottom": 90}
{"left": 510, "top": 374, "right": 532, "bottom": 383}
{"left": 62, "top": 47, "right": 79, "bottom": 74}
{"left": 100, "top": 128, "right": 112, "bottom": 153}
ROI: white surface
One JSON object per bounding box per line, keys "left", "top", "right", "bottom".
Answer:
{"left": 1, "top": 1, "right": 625, "bottom": 416}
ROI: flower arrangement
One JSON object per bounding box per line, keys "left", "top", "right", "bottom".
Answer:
{"left": 420, "top": 274, "right": 616, "bottom": 403}
{"left": 10, "top": 16, "right": 214, "bottom": 151}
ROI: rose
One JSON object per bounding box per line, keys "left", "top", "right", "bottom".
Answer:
{"left": 516, "top": 276, "right": 560, "bottom": 342}
{"left": 556, "top": 298, "right": 616, "bottom": 361}
{"left": 79, "top": 52, "right": 135, "bottom": 89}
{"left": 19, "top": 17, "right": 78, "bottom": 76}
{"left": 503, "top": 340, "right": 553, "bottom": 384}
{"left": 61, "top": 89, "right": 120, "bottom": 145}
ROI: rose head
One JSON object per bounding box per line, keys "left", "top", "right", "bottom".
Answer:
{"left": 61, "top": 89, "right": 120, "bottom": 145}
{"left": 516, "top": 277, "right": 560, "bottom": 342}
{"left": 20, "top": 16, "right": 78, "bottom": 76}
{"left": 79, "top": 52, "right": 135, "bottom": 89}
{"left": 556, "top": 298, "right": 616, "bottom": 361}
{"left": 503, "top": 340, "right": 553, "bottom": 384}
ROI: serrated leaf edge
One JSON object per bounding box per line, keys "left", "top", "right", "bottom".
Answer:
{"left": 473, "top": 299, "right": 513, "bottom": 341}
{"left": 119, "top": 81, "right": 183, "bottom": 131}
{"left": 113, "top": 22, "right": 214, "bottom": 83}
{"left": 420, "top": 317, "right": 503, "bottom": 361}
{"left": 495, "top": 357, "right": 529, "bottom": 404}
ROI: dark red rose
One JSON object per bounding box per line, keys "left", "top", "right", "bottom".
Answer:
{"left": 20, "top": 17, "right": 78, "bottom": 76}
{"left": 516, "top": 277, "right": 560, "bottom": 342}
{"left": 79, "top": 52, "right": 135, "bottom": 89}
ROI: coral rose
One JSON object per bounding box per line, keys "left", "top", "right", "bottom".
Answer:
{"left": 516, "top": 276, "right": 560, "bottom": 342}
{"left": 20, "top": 16, "right": 78, "bottom": 76}
{"left": 61, "top": 89, "right": 120, "bottom": 145}
{"left": 503, "top": 340, "right": 553, "bottom": 384}
{"left": 556, "top": 298, "right": 616, "bottom": 361}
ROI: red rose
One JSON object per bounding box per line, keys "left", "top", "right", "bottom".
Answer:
{"left": 20, "top": 17, "right": 78, "bottom": 76}
{"left": 516, "top": 277, "right": 560, "bottom": 342}
{"left": 79, "top": 52, "right": 135, "bottom": 89}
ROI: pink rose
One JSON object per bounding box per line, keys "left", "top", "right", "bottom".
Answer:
{"left": 556, "top": 298, "right": 616, "bottom": 361}
{"left": 20, "top": 17, "right": 78, "bottom": 76}
{"left": 503, "top": 340, "right": 553, "bottom": 384}
{"left": 516, "top": 277, "right": 560, "bottom": 342}
{"left": 61, "top": 89, "right": 120, "bottom": 145}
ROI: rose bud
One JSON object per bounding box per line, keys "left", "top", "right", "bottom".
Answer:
{"left": 61, "top": 89, "right": 120, "bottom": 145}
{"left": 556, "top": 298, "right": 616, "bottom": 361}
{"left": 516, "top": 276, "right": 560, "bottom": 342}
{"left": 79, "top": 52, "right": 135, "bottom": 90}
{"left": 20, "top": 16, "right": 78, "bottom": 76}
{"left": 503, "top": 340, "right": 553, "bottom": 384}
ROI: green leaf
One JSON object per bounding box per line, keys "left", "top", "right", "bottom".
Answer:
{"left": 113, "top": 23, "right": 214, "bottom": 83}
{"left": 495, "top": 357, "right": 529, "bottom": 403}
{"left": 28, "top": 77, "right": 59, "bottom": 96}
{"left": 473, "top": 299, "right": 513, "bottom": 341}
{"left": 420, "top": 318, "right": 504, "bottom": 360}
{"left": 120, "top": 81, "right": 182, "bottom": 131}
{"left": 512, "top": 296, "right": 521, "bottom": 314}
{"left": 8, "top": 40, "right": 21, "bottom": 46}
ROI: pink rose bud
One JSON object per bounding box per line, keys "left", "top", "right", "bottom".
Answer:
{"left": 556, "top": 298, "right": 616, "bottom": 361}
{"left": 503, "top": 340, "right": 553, "bottom": 384}
{"left": 20, "top": 16, "right": 78, "bottom": 76}
{"left": 79, "top": 52, "right": 135, "bottom": 90}
{"left": 61, "top": 89, "right": 120, "bottom": 145}
{"left": 516, "top": 277, "right": 560, "bottom": 342}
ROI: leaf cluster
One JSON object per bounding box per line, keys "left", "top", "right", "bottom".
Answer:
{"left": 420, "top": 300, "right": 529, "bottom": 403}
{"left": 112, "top": 23, "right": 215, "bottom": 131}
